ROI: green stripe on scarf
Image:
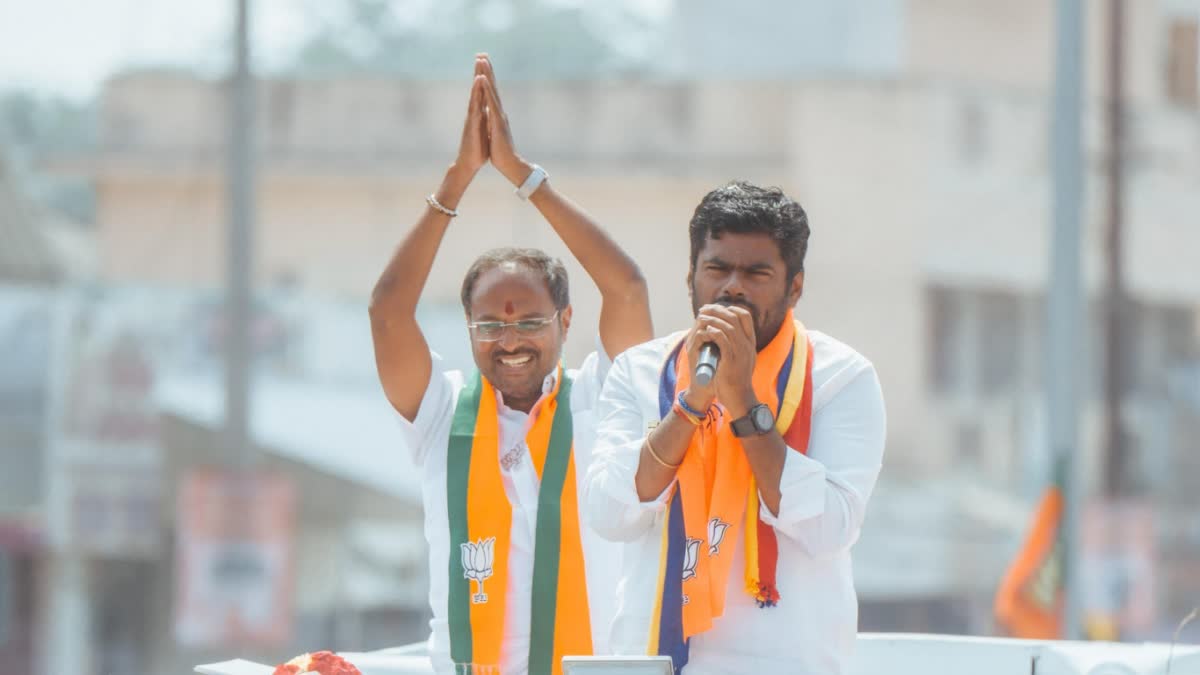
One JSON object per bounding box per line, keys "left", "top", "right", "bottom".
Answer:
{"left": 447, "top": 371, "right": 481, "bottom": 668}
{"left": 528, "top": 375, "right": 574, "bottom": 675}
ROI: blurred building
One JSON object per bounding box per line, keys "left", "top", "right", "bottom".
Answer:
{"left": 52, "top": 0, "right": 1200, "bottom": 662}
{"left": 0, "top": 154, "right": 94, "bottom": 675}
{"left": 2, "top": 277, "right": 435, "bottom": 675}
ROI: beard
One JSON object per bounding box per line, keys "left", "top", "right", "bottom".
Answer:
{"left": 691, "top": 288, "right": 790, "bottom": 352}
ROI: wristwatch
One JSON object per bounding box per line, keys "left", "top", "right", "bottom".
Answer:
{"left": 515, "top": 164, "right": 549, "bottom": 200}
{"left": 730, "top": 403, "right": 774, "bottom": 438}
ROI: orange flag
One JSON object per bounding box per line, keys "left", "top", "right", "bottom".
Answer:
{"left": 994, "top": 461, "right": 1066, "bottom": 639}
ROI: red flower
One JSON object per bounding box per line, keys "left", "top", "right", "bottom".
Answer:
{"left": 272, "top": 651, "right": 361, "bottom": 675}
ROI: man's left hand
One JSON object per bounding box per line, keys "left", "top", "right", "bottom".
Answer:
{"left": 477, "top": 54, "right": 530, "bottom": 186}
{"left": 694, "top": 304, "right": 758, "bottom": 417}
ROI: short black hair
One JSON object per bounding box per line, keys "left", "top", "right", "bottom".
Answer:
{"left": 688, "top": 181, "right": 810, "bottom": 280}
{"left": 460, "top": 247, "right": 570, "bottom": 314}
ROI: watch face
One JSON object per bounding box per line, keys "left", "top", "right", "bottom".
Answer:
{"left": 753, "top": 405, "right": 774, "bottom": 431}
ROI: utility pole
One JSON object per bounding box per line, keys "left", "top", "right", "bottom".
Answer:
{"left": 225, "top": 0, "right": 255, "bottom": 469}
{"left": 1102, "top": 0, "right": 1129, "bottom": 499}
{"left": 1048, "top": 0, "right": 1087, "bottom": 641}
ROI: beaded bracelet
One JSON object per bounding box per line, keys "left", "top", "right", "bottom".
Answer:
{"left": 672, "top": 400, "right": 703, "bottom": 426}
{"left": 675, "top": 390, "right": 718, "bottom": 426}
{"left": 425, "top": 193, "right": 458, "bottom": 218}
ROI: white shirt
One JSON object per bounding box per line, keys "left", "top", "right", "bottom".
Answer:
{"left": 584, "top": 330, "right": 887, "bottom": 675}
{"left": 398, "top": 348, "right": 619, "bottom": 675}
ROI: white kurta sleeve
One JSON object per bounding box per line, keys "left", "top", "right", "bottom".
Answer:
{"left": 584, "top": 349, "right": 672, "bottom": 542}
{"left": 757, "top": 361, "right": 887, "bottom": 557}
{"left": 394, "top": 351, "right": 458, "bottom": 467}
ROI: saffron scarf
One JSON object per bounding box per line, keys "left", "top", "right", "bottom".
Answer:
{"left": 648, "top": 312, "right": 814, "bottom": 671}
{"left": 446, "top": 367, "right": 592, "bottom": 674}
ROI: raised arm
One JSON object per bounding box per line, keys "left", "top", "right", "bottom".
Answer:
{"left": 479, "top": 56, "right": 653, "bottom": 359}
{"left": 369, "top": 62, "right": 489, "bottom": 420}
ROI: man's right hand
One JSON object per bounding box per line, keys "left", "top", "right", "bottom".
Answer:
{"left": 681, "top": 321, "right": 719, "bottom": 414}
{"left": 453, "top": 56, "right": 490, "bottom": 178}
{"left": 371, "top": 56, "right": 495, "bottom": 421}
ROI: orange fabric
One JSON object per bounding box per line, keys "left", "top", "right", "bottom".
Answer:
{"left": 465, "top": 379, "right": 512, "bottom": 668}
{"left": 524, "top": 377, "right": 593, "bottom": 673}
{"left": 467, "top": 374, "right": 591, "bottom": 674}
{"left": 550, "top": 457, "right": 592, "bottom": 672}
{"left": 671, "top": 314, "right": 798, "bottom": 638}
{"left": 994, "top": 486, "right": 1064, "bottom": 639}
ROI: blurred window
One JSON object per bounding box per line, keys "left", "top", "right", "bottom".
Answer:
{"left": 927, "top": 286, "right": 963, "bottom": 395}
{"left": 979, "top": 290, "right": 1023, "bottom": 396}
{"left": 927, "top": 286, "right": 1027, "bottom": 399}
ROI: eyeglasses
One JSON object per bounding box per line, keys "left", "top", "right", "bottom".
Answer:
{"left": 468, "top": 311, "right": 560, "bottom": 342}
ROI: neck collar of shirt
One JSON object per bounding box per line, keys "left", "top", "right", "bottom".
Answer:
{"left": 494, "top": 369, "right": 559, "bottom": 415}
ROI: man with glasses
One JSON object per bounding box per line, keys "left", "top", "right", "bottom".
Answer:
{"left": 369, "top": 54, "right": 653, "bottom": 675}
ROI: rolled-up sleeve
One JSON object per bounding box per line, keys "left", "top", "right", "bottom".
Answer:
{"left": 758, "top": 360, "right": 886, "bottom": 557}
{"left": 394, "top": 351, "right": 457, "bottom": 467}
{"left": 584, "top": 350, "right": 672, "bottom": 543}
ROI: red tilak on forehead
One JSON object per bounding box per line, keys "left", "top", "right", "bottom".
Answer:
{"left": 504, "top": 301, "right": 515, "bottom": 316}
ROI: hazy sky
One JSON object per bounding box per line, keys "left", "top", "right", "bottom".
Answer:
{"left": 0, "top": 0, "right": 671, "bottom": 100}
{"left": 0, "top": 0, "right": 315, "bottom": 98}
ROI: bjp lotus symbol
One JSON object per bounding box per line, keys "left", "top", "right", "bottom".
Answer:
{"left": 461, "top": 537, "right": 495, "bottom": 604}
{"left": 708, "top": 518, "right": 729, "bottom": 556}
{"left": 682, "top": 537, "right": 701, "bottom": 581}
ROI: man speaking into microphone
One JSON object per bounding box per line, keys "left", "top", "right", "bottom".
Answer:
{"left": 585, "top": 181, "right": 887, "bottom": 674}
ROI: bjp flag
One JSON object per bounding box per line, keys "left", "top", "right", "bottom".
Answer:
{"left": 994, "top": 461, "right": 1066, "bottom": 639}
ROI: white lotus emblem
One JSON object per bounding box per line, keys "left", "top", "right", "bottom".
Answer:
{"left": 682, "top": 537, "right": 701, "bottom": 582}
{"left": 461, "top": 537, "right": 496, "bottom": 604}
{"left": 708, "top": 518, "right": 729, "bottom": 556}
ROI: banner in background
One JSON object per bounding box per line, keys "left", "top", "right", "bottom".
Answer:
{"left": 174, "top": 469, "right": 296, "bottom": 648}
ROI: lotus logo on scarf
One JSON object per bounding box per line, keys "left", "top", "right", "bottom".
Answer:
{"left": 707, "top": 518, "right": 729, "bottom": 556}
{"left": 682, "top": 537, "right": 701, "bottom": 582}
{"left": 461, "top": 537, "right": 496, "bottom": 604}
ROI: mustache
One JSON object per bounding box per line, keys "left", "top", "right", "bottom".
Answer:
{"left": 715, "top": 297, "right": 759, "bottom": 315}
{"left": 493, "top": 349, "right": 538, "bottom": 359}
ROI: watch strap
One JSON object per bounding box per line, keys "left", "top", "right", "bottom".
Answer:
{"left": 515, "top": 164, "right": 548, "bottom": 200}
{"left": 731, "top": 404, "right": 772, "bottom": 437}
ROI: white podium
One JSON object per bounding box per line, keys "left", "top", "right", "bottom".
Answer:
{"left": 562, "top": 656, "right": 674, "bottom": 674}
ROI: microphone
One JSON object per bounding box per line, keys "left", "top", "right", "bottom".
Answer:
{"left": 694, "top": 343, "right": 720, "bottom": 386}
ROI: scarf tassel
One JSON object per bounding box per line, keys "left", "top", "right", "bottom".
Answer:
{"left": 751, "top": 582, "right": 781, "bottom": 608}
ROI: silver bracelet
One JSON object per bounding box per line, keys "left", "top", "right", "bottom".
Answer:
{"left": 426, "top": 193, "right": 458, "bottom": 218}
